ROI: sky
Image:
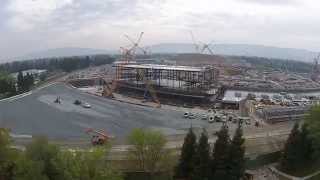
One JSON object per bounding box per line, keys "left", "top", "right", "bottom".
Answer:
{"left": 0, "top": 0, "right": 319, "bottom": 59}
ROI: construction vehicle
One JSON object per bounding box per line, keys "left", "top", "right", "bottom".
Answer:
{"left": 85, "top": 128, "right": 114, "bottom": 145}
{"left": 54, "top": 96, "right": 61, "bottom": 104}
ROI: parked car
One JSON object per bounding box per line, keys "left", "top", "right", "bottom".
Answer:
{"left": 74, "top": 99, "right": 82, "bottom": 105}
{"left": 82, "top": 102, "right": 91, "bottom": 108}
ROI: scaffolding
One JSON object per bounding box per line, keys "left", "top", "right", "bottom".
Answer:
{"left": 114, "top": 64, "right": 219, "bottom": 95}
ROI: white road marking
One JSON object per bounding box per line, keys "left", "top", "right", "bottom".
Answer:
{"left": 0, "top": 82, "right": 57, "bottom": 103}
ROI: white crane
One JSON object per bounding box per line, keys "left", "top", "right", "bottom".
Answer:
{"left": 190, "top": 31, "right": 215, "bottom": 55}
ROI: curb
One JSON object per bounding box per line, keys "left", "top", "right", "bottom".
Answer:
{"left": 0, "top": 91, "right": 32, "bottom": 102}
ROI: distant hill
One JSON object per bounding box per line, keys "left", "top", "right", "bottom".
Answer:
{"left": 7, "top": 43, "right": 318, "bottom": 63}
{"left": 149, "top": 43, "right": 318, "bottom": 62}
{"left": 19, "top": 47, "right": 113, "bottom": 60}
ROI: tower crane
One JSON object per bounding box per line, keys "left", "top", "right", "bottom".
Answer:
{"left": 103, "top": 32, "right": 146, "bottom": 98}
{"left": 102, "top": 32, "right": 160, "bottom": 107}
{"left": 190, "top": 31, "right": 215, "bottom": 55}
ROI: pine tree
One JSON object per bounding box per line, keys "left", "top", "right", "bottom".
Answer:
{"left": 211, "top": 125, "right": 231, "bottom": 179}
{"left": 25, "top": 73, "right": 34, "bottom": 91}
{"left": 192, "top": 129, "right": 210, "bottom": 180}
{"left": 280, "top": 123, "right": 301, "bottom": 172}
{"left": 300, "top": 124, "right": 313, "bottom": 162}
{"left": 17, "top": 71, "right": 24, "bottom": 93}
{"left": 175, "top": 128, "right": 197, "bottom": 179}
{"left": 228, "top": 125, "right": 246, "bottom": 180}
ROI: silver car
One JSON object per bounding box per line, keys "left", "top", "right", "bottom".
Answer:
{"left": 82, "top": 102, "right": 91, "bottom": 108}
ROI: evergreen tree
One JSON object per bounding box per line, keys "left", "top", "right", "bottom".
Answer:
{"left": 17, "top": 71, "right": 24, "bottom": 93}
{"left": 0, "top": 128, "right": 17, "bottom": 180}
{"left": 211, "top": 125, "right": 230, "bottom": 179}
{"left": 300, "top": 124, "right": 313, "bottom": 162}
{"left": 175, "top": 128, "right": 197, "bottom": 179}
{"left": 280, "top": 123, "right": 301, "bottom": 172}
{"left": 228, "top": 125, "right": 246, "bottom": 180}
{"left": 192, "top": 129, "right": 210, "bottom": 180}
{"left": 25, "top": 73, "right": 34, "bottom": 91}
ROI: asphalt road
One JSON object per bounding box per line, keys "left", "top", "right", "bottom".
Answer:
{"left": 0, "top": 83, "right": 206, "bottom": 141}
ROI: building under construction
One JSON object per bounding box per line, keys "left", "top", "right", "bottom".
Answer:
{"left": 114, "top": 64, "right": 219, "bottom": 105}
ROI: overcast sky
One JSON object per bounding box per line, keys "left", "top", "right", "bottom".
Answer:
{"left": 0, "top": 0, "right": 319, "bottom": 59}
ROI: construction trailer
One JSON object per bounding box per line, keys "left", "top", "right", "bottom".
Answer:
{"left": 113, "top": 64, "right": 219, "bottom": 105}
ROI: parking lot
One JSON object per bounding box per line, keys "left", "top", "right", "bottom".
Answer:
{"left": 0, "top": 83, "right": 209, "bottom": 141}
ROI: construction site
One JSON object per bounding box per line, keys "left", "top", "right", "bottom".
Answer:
{"left": 2, "top": 32, "right": 320, "bottom": 166}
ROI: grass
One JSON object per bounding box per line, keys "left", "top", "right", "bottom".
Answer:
{"left": 309, "top": 173, "right": 320, "bottom": 180}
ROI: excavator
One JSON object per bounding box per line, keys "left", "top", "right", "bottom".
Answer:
{"left": 85, "top": 128, "right": 114, "bottom": 146}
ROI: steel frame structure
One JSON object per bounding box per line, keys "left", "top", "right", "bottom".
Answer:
{"left": 115, "top": 64, "right": 219, "bottom": 94}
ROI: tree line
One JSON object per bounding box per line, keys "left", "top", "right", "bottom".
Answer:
{"left": 0, "top": 72, "right": 17, "bottom": 98}
{"left": 280, "top": 106, "right": 320, "bottom": 173}
{"left": 0, "top": 54, "right": 116, "bottom": 98}
{"left": 0, "top": 71, "right": 36, "bottom": 98}
{"left": 175, "top": 125, "right": 246, "bottom": 180}
{"left": 0, "top": 54, "right": 115, "bottom": 73}
{"left": 229, "top": 55, "right": 313, "bottom": 73}
{"left": 0, "top": 128, "right": 120, "bottom": 180}
{"left": 17, "top": 72, "right": 34, "bottom": 93}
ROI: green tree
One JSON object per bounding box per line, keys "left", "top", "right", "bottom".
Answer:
{"left": 0, "top": 72, "right": 16, "bottom": 97}
{"left": 17, "top": 71, "right": 24, "bottom": 93}
{"left": 23, "top": 137, "right": 64, "bottom": 180}
{"left": 24, "top": 73, "right": 34, "bottom": 91}
{"left": 175, "top": 128, "right": 197, "bottom": 179}
{"left": 0, "top": 128, "right": 18, "bottom": 180}
{"left": 13, "top": 138, "right": 122, "bottom": 180}
{"left": 305, "top": 106, "right": 320, "bottom": 157}
{"left": 300, "top": 124, "right": 313, "bottom": 162}
{"left": 127, "top": 128, "right": 169, "bottom": 175}
{"left": 280, "top": 123, "right": 301, "bottom": 172}
{"left": 228, "top": 125, "right": 246, "bottom": 180}
{"left": 211, "top": 125, "right": 230, "bottom": 180}
{"left": 192, "top": 129, "right": 210, "bottom": 180}
{"left": 60, "top": 147, "right": 122, "bottom": 180}
{"left": 14, "top": 156, "right": 48, "bottom": 180}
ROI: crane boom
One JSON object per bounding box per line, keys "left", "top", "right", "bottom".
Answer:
{"left": 85, "top": 128, "right": 110, "bottom": 138}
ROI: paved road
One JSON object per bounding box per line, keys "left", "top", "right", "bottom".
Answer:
{"left": 0, "top": 83, "right": 206, "bottom": 141}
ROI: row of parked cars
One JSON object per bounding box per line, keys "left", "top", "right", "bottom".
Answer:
{"left": 183, "top": 109, "right": 252, "bottom": 125}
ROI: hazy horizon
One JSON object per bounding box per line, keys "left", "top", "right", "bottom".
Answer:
{"left": 0, "top": 0, "right": 320, "bottom": 59}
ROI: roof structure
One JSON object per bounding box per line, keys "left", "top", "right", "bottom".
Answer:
{"left": 117, "top": 64, "right": 210, "bottom": 72}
